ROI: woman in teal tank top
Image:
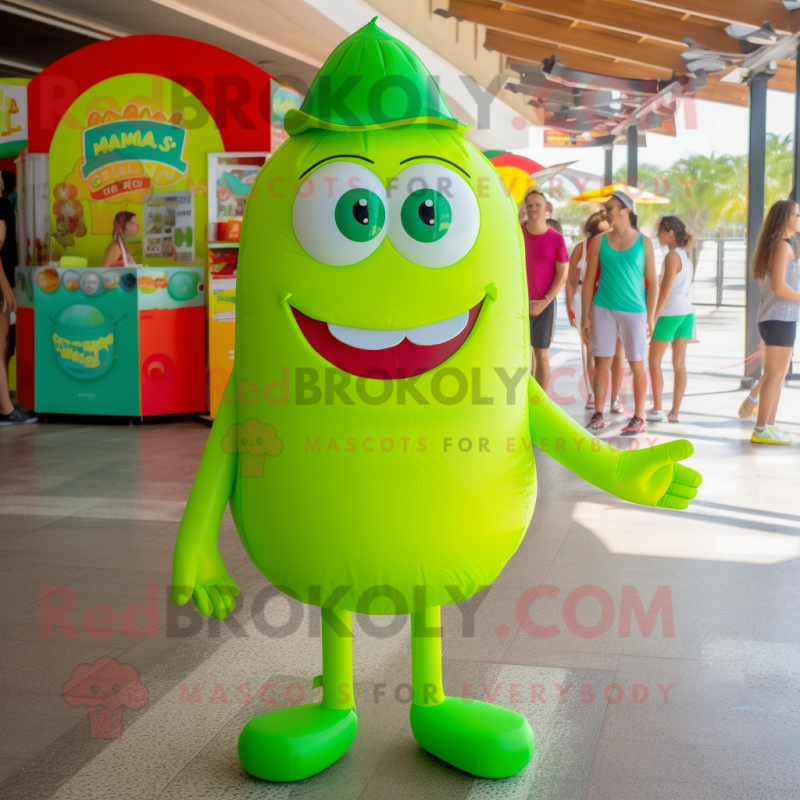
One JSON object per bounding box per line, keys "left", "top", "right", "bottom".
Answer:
{"left": 594, "top": 235, "right": 647, "bottom": 313}
{"left": 581, "top": 190, "right": 657, "bottom": 435}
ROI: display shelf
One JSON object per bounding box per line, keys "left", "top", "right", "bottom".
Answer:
{"left": 208, "top": 241, "right": 240, "bottom": 249}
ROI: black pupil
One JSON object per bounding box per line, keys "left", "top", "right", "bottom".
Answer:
{"left": 353, "top": 199, "right": 370, "bottom": 225}
{"left": 418, "top": 199, "right": 435, "bottom": 226}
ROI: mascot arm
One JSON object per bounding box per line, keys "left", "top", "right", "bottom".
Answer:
{"left": 170, "top": 378, "right": 240, "bottom": 620}
{"left": 526, "top": 376, "right": 701, "bottom": 509}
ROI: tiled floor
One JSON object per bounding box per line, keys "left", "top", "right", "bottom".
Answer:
{"left": 1, "top": 305, "right": 799, "bottom": 799}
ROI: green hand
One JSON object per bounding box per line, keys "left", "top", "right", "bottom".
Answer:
{"left": 527, "top": 377, "right": 701, "bottom": 509}
{"left": 610, "top": 439, "right": 702, "bottom": 509}
{"left": 170, "top": 373, "right": 240, "bottom": 620}
{"left": 170, "top": 536, "right": 241, "bottom": 620}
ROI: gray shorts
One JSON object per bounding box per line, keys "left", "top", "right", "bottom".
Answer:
{"left": 591, "top": 305, "right": 647, "bottom": 361}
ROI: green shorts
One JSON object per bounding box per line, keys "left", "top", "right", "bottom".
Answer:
{"left": 653, "top": 313, "right": 694, "bottom": 341}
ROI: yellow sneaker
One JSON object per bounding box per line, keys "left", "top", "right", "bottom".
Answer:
{"left": 738, "top": 396, "right": 758, "bottom": 419}
{"left": 751, "top": 427, "right": 790, "bottom": 445}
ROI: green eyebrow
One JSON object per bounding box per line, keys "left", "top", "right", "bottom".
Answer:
{"left": 399, "top": 155, "right": 470, "bottom": 179}
{"left": 298, "top": 154, "right": 375, "bottom": 180}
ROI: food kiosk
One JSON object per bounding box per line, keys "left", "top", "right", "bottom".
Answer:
{"left": 13, "top": 35, "right": 298, "bottom": 417}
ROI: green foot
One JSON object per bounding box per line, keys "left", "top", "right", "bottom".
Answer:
{"left": 410, "top": 697, "right": 534, "bottom": 778}
{"left": 238, "top": 704, "right": 357, "bottom": 781}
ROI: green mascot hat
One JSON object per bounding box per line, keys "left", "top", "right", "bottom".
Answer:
{"left": 284, "top": 17, "right": 469, "bottom": 136}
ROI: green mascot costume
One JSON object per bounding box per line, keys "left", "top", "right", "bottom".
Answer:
{"left": 171, "top": 18, "right": 701, "bottom": 782}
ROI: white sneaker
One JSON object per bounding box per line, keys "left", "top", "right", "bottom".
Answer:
{"left": 646, "top": 409, "right": 668, "bottom": 422}
{"left": 610, "top": 397, "right": 623, "bottom": 414}
{"left": 769, "top": 427, "right": 792, "bottom": 443}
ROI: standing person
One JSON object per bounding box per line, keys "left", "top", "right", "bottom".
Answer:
{"left": 522, "top": 188, "right": 569, "bottom": 391}
{"left": 648, "top": 216, "right": 695, "bottom": 423}
{"left": 750, "top": 199, "right": 800, "bottom": 444}
{"left": 741, "top": 192, "right": 800, "bottom": 418}
{"left": 581, "top": 190, "right": 656, "bottom": 434}
{"left": 103, "top": 211, "right": 139, "bottom": 267}
{"left": 566, "top": 210, "right": 625, "bottom": 412}
{"left": 0, "top": 177, "right": 36, "bottom": 425}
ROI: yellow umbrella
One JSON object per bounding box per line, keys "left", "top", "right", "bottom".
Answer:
{"left": 571, "top": 182, "right": 669, "bottom": 204}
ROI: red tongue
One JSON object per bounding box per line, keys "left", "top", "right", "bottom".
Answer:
{"left": 292, "top": 302, "right": 483, "bottom": 380}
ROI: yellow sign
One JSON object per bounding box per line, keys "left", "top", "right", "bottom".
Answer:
{"left": 49, "top": 74, "right": 223, "bottom": 265}
{"left": 80, "top": 105, "right": 190, "bottom": 200}
{"left": 0, "top": 91, "right": 21, "bottom": 136}
{"left": 0, "top": 78, "right": 29, "bottom": 158}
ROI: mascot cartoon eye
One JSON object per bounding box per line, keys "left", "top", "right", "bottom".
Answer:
{"left": 388, "top": 162, "right": 479, "bottom": 268}
{"left": 401, "top": 187, "right": 451, "bottom": 243}
{"left": 292, "top": 161, "right": 388, "bottom": 266}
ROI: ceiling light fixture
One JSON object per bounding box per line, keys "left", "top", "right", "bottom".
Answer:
{"left": 725, "top": 21, "right": 786, "bottom": 46}
{"left": 433, "top": 8, "right": 464, "bottom": 22}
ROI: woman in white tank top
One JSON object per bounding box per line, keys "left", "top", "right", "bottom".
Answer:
{"left": 647, "top": 216, "right": 695, "bottom": 423}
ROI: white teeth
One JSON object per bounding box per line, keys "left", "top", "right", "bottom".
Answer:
{"left": 326, "top": 310, "right": 469, "bottom": 351}
{"left": 406, "top": 311, "right": 469, "bottom": 345}
{"left": 328, "top": 324, "right": 405, "bottom": 351}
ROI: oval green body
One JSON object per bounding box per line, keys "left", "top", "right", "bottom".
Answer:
{"left": 229, "top": 125, "right": 536, "bottom": 613}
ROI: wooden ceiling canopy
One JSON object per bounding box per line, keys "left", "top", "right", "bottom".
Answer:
{"left": 626, "top": 0, "right": 800, "bottom": 31}
{"left": 442, "top": 0, "right": 800, "bottom": 125}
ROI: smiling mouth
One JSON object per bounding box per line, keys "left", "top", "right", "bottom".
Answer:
{"left": 292, "top": 301, "right": 483, "bottom": 379}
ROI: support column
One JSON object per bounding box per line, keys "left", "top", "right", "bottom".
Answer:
{"left": 792, "top": 50, "right": 800, "bottom": 380}
{"left": 626, "top": 124, "right": 638, "bottom": 187}
{"left": 604, "top": 146, "right": 613, "bottom": 186}
{"left": 744, "top": 72, "right": 769, "bottom": 386}
{"left": 794, "top": 45, "right": 800, "bottom": 199}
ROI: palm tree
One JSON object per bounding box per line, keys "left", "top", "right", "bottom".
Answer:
{"left": 611, "top": 162, "right": 668, "bottom": 233}
{"left": 542, "top": 135, "right": 794, "bottom": 242}
{"left": 764, "top": 133, "right": 793, "bottom": 209}
{"left": 716, "top": 154, "right": 747, "bottom": 232}
{"left": 664, "top": 153, "right": 737, "bottom": 238}
{"left": 613, "top": 155, "right": 737, "bottom": 240}
{"left": 714, "top": 134, "right": 793, "bottom": 233}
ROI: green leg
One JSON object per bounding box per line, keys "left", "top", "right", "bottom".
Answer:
{"left": 411, "top": 605, "right": 445, "bottom": 707}
{"left": 322, "top": 607, "right": 354, "bottom": 710}
{"left": 237, "top": 605, "right": 357, "bottom": 781}
{"left": 409, "top": 604, "right": 534, "bottom": 779}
